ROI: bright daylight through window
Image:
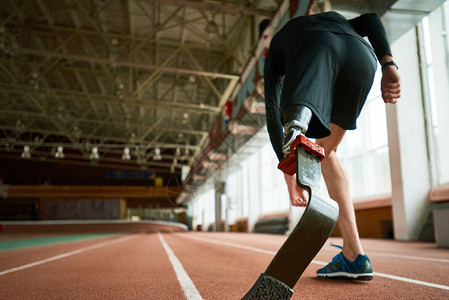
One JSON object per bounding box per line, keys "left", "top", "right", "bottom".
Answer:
{"left": 420, "top": 3, "right": 449, "bottom": 186}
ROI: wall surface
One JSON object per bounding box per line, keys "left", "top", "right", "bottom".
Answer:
{"left": 386, "top": 27, "right": 432, "bottom": 240}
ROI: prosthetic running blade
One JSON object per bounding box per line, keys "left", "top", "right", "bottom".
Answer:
{"left": 242, "top": 135, "right": 339, "bottom": 299}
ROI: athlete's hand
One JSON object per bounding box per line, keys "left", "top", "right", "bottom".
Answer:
{"left": 284, "top": 173, "right": 309, "bottom": 207}
{"left": 381, "top": 65, "right": 401, "bottom": 104}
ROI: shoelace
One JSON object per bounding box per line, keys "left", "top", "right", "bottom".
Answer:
{"left": 330, "top": 253, "right": 341, "bottom": 265}
{"left": 330, "top": 242, "right": 342, "bottom": 250}
{"left": 329, "top": 243, "right": 344, "bottom": 266}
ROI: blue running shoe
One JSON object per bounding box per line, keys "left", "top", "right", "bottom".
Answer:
{"left": 317, "top": 244, "right": 373, "bottom": 281}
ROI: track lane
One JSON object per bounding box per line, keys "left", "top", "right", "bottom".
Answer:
{"left": 187, "top": 233, "right": 449, "bottom": 286}
{"left": 0, "top": 233, "right": 186, "bottom": 299}
{"left": 158, "top": 233, "right": 202, "bottom": 299}
{"left": 0, "top": 234, "right": 132, "bottom": 272}
{"left": 320, "top": 239, "right": 449, "bottom": 287}
{"left": 0, "top": 232, "right": 448, "bottom": 299}
{"left": 171, "top": 232, "right": 449, "bottom": 299}
{"left": 161, "top": 232, "right": 272, "bottom": 299}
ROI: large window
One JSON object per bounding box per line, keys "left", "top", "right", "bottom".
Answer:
{"left": 192, "top": 186, "right": 215, "bottom": 230}
{"left": 420, "top": 4, "right": 449, "bottom": 186}
{"left": 225, "top": 163, "right": 248, "bottom": 218}
{"left": 224, "top": 134, "right": 290, "bottom": 221}
{"left": 259, "top": 143, "right": 290, "bottom": 213}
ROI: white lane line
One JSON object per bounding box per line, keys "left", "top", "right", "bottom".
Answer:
{"left": 181, "top": 234, "right": 325, "bottom": 265}
{"left": 180, "top": 234, "right": 449, "bottom": 291}
{"left": 158, "top": 233, "right": 203, "bottom": 300}
{"left": 368, "top": 251, "right": 449, "bottom": 264}
{"left": 323, "top": 247, "right": 449, "bottom": 263}
{"left": 0, "top": 235, "right": 135, "bottom": 276}
{"left": 184, "top": 234, "right": 276, "bottom": 255}
{"left": 202, "top": 234, "right": 285, "bottom": 245}
{"left": 374, "top": 272, "right": 449, "bottom": 291}
{"left": 321, "top": 245, "right": 449, "bottom": 264}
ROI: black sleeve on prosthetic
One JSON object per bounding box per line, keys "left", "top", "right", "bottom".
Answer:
{"left": 349, "top": 13, "right": 392, "bottom": 62}
{"left": 264, "top": 49, "right": 284, "bottom": 162}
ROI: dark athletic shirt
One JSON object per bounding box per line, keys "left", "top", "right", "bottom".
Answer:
{"left": 265, "top": 12, "right": 392, "bottom": 162}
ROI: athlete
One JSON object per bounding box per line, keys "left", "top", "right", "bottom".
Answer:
{"left": 264, "top": 11, "right": 401, "bottom": 280}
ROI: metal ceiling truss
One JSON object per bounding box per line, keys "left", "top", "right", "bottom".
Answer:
{"left": 0, "top": 0, "right": 278, "bottom": 173}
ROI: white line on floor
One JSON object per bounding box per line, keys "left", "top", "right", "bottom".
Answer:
{"left": 158, "top": 233, "right": 203, "bottom": 300}
{"left": 0, "top": 235, "right": 135, "bottom": 276}
{"left": 185, "top": 234, "right": 277, "bottom": 255}
{"left": 181, "top": 234, "right": 449, "bottom": 291}
{"left": 374, "top": 271, "right": 449, "bottom": 290}
{"left": 368, "top": 251, "right": 449, "bottom": 264}
{"left": 321, "top": 245, "right": 449, "bottom": 264}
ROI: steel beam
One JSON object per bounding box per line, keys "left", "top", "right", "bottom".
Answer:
{"left": 0, "top": 83, "right": 221, "bottom": 114}
{"left": 13, "top": 47, "right": 239, "bottom": 80}
{"left": 144, "top": 0, "right": 274, "bottom": 17}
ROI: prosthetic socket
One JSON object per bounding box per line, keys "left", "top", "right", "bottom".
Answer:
{"left": 282, "top": 105, "right": 312, "bottom": 156}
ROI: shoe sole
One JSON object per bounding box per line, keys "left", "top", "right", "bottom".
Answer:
{"left": 317, "top": 272, "right": 373, "bottom": 281}
{"left": 241, "top": 274, "right": 294, "bottom": 300}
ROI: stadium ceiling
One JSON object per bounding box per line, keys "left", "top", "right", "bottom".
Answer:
{"left": 0, "top": 0, "right": 445, "bottom": 181}
{"left": 0, "top": 0, "right": 278, "bottom": 174}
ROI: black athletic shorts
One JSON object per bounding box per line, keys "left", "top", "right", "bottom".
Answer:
{"left": 280, "top": 31, "right": 377, "bottom": 138}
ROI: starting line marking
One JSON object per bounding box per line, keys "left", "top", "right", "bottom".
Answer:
{"left": 181, "top": 234, "right": 449, "bottom": 292}
{"left": 158, "top": 233, "right": 203, "bottom": 300}
{"left": 0, "top": 235, "right": 135, "bottom": 277}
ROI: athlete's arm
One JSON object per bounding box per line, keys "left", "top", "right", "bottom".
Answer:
{"left": 349, "top": 13, "right": 391, "bottom": 62}
{"left": 264, "top": 49, "right": 284, "bottom": 162}
{"left": 380, "top": 55, "right": 401, "bottom": 103}
{"left": 350, "top": 14, "right": 401, "bottom": 103}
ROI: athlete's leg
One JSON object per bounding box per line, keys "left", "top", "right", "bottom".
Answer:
{"left": 316, "top": 123, "right": 364, "bottom": 261}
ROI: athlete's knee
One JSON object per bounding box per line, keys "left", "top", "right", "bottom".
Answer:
{"left": 316, "top": 140, "right": 338, "bottom": 157}
{"left": 316, "top": 123, "right": 345, "bottom": 157}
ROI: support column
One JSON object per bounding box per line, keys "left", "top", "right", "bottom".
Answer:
{"left": 215, "top": 182, "right": 225, "bottom": 231}
{"left": 120, "top": 198, "right": 127, "bottom": 219}
{"left": 247, "top": 152, "right": 261, "bottom": 233}
{"left": 386, "top": 28, "right": 431, "bottom": 240}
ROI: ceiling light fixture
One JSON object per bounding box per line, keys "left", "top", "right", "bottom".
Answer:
{"left": 55, "top": 146, "right": 65, "bottom": 159}
{"left": 184, "top": 76, "right": 197, "bottom": 92}
{"left": 90, "top": 146, "right": 99, "bottom": 160}
{"left": 21, "top": 145, "right": 31, "bottom": 159}
{"left": 182, "top": 112, "right": 190, "bottom": 124}
{"left": 205, "top": 19, "right": 219, "bottom": 34}
{"left": 122, "top": 147, "right": 131, "bottom": 160}
{"left": 153, "top": 147, "right": 162, "bottom": 161}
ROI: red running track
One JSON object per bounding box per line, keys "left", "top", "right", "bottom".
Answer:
{"left": 0, "top": 232, "right": 448, "bottom": 299}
